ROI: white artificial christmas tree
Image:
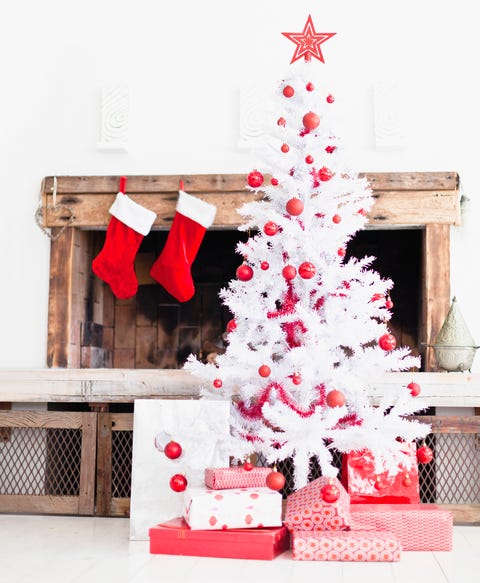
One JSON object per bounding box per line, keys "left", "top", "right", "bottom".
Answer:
{"left": 186, "top": 16, "right": 430, "bottom": 490}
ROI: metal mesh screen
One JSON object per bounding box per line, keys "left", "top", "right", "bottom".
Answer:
{"left": 112, "top": 429, "right": 133, "bottom": 498}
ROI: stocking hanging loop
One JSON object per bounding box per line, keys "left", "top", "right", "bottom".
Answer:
{"left": 34, "top": 176, "right": 76, "bottom": 240}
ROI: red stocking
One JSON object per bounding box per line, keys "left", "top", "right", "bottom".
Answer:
{"left": 150, "top": 189, "right": 216, "bottom": 302}
{"left": 92, "top": 192, "right": 156, "bottom": 299}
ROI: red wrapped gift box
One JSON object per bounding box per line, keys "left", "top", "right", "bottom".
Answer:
{"left": 341, "top": 442, "right": 420, "bottom": 504}
{"left": 351, "top": 503, "right": 453, "bottom": 551}
{"left": 149, "top": 517, "right": 290, "bottom": 560}
{"left": 205, "top": 466, "right": 271, "bottom": 489}
{"left": 284, "top": 476, "right": 351, "bottom": 532}
{"left": 292, "top": 529, "right": 401, "bottom": 561}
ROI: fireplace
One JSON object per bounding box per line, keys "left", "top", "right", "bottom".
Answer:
{"left": 41, "top": 172, "right": 460, "bottom": 372}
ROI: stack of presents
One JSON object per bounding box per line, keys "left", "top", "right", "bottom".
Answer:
{"left": 149, "top": 444, "right": 453, "bottom": 561}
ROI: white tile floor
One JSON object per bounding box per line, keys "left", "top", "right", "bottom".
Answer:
{"left": 0, "top": 515, "right": 479, "bottom": 583}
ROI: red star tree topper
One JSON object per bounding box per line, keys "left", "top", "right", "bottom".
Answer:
{"left": 282, "top": 14, "right": 336, "bottom": 63}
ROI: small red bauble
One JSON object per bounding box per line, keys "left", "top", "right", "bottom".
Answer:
{"left": 332, "top": 214, "right": 341, "bottom": 224}
{"left": 417, "top": 445, "right": 433, "bottom": 464}
{"left": 306, "top": 82, "right": 315, "bottom": 92}
{"left": 277, "top": 117, "right": 286, "bottom": 127}
{"left": 326, "top": 94, "right": 335, "bottom": 103}
{"left": 407, "top": 382, "right": 421, "bottom": 397}
{"left": 270, "top": 177, "right": 279, "bottom": 186}
{"left": 321, "top": 483, "right": 340, "bottom": 503}
{"left": 305, "top": 154, "right": 314, "bottom": 164}
{"left": 319, "top": 166, "right": 333, "bottom": 181}
{"left": 281, "top": 143, "right": 290, "bottom": 153}
{"left": 260, "top": 261, "right": 269, "bottom": 270}
{"left": 282, "top": 265, "right": 297, "bottom": 280}
{"left": 169, "top": 474, "right": 188, "bottom": 492}
{"left": 283, "top": 85, "right": 294, "bottom": 98}
{"left": 303, "top": 111, "right": 320, "bottom": 130}
{"left": 236, "top": 264, "right": 253, "bottom": 281}
{"left": 385, "top": 298, "right": 394, "bottom": 309}
{"left": 298, "top": 261, "right": 316, "bottom": 279}
{"left": 402, "top": 473, "right": 412, "bottom": 487}
{"left": 247, "top": 170, "right": 264, "bottom": 188}
{"left": 213, "top": 378, "right": 223, "bottom": 389}
{"left": 258, "top": 364, "right": 271, "bottom": 378}
{"left": 266, "top": 470, "right": 285, "bottom": 491}
{"left": 243, "top": 461, "right": 253, "bottom": 471}
{"left": 337, "top": 248, "right": 346, "bottom": 257}
{"left": 164, "top": 440, "right": 182, "bottom": 460}
{"left": 325, "top": 145, "right": 336, "bottom": 154}
{"left": 326, "top": 389, "right": 346, "bottom": 408}
{"left": 291, "top": 373, "right": 302, "bottom": 385}
{"left": 263, "top": 221, "right": 279, "bottom": 236}
{"left": 374, "top": 478, "right": 385, "bottom": 491}
{"left": 286, "top": 197, "right": 304, "bottom": 216}
{"left": 379, "top": 333, "right": 397, "bottom": 351}
{"left": 227, "top": 319, "right": 237, "bottom": 333}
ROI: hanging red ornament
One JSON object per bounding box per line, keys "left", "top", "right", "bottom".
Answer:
{"left": 286, "top": 197, "right": 304, "bottom": 216}
{"left": 332, "top": 214, "right": 341, "bottom": 224}
{"left": 326, "top": 389, "right": 346, "bottom": 408}
{"left": 337, "top": 248, "right": 346, "bottom": 258}
{"left": 164, "top": 440, "right": 182, "bottom": 460}
{"left": 263, "top": 221, "right": 279, "bottom": 236}
{"left": 247, "top": 170, "right": 264, "bottom": 188}
{"left": 227, "top": 319, "right": 237, "bottom": 333}
{"left": 298, "top": 261, "right": 316, "bottom": 279}
{"left": 374, "top": 477, "right": 385, "bottom": 491}
{"left": 283, "top": 85, "right": 294, "bottom": 98}
{"left": 325, "top": 145, "right": 336, "bottom": 154}
{"left": 291, "top": 372, "right": 302, "bottom": 385}
{"left": 379, "top": 333, "right": 397, "bottom": 351}
{"left": 260, "top": 261, "right": 269, "bottom": 270}
{"left": 371, "top": 293, "right": 384, "bottom": 302}
{"left": 243, "top": 459, "right": 254, "bottom": 471}
{"left": 281, "top": 143, "right": 290, "bottom": 153}
{"left": 236, "top": 264, "right": 253, "bottom": 281}
{"left": 326, "top": 94, "right": 335, "bottom": 103}
{"left": 282, "top": 265, "right": 297, "bottom": 280}
{"left": 385, "top": 297, "right": 394, "bottom": 309}
{"left": 271, "top": 177, "right": 279, "bottom": 186}
{"left": 319, "top": 166, "right": 333, "bottom": 181}
{"left": 305, "top": 154, "right": 314, "bottom": 164}
{"left": 417, "top": 445, "right": 433, "bottom": 464}
{"left": 402, "top": 473, "right": 412, "bottom": 487}
{"left": 213, "top": 378, "right": 223, "bottom": 389}
{"left": 320, "top": 482, "right": 340, "bottom": 503}
{"left": 303, "top": 111, "right": 320, "bottom": 130}
{"left": 306, "top": 82, "right": 315, "bottom": 92}
{"left": 169, "top": 473, "right": 188, "bottom": 492}
{"left": 258, "top": 364, "right": 271, "bottom": 378}
{"left": 407, "top": 382, "right": 421, "bottom": 397}
{"left": 266, "top": 468, "right": 285, "bottom": 491}
{"left": 277, "top": 117, "right": 286, "bottom": 127}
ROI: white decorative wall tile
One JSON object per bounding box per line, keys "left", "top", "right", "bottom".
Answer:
{"left": 373, "top": 81, "right": 404, "bottom": 151}
{"left": 96, "top": 84, "right": 129, "bottom": 151}
{"left": 238, "top": 83, "right": 269, "bottom": 149}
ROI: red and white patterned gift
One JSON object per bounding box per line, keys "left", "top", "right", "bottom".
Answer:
{"left": 284, "top": 476, "right": 351, "bottom": 532}
{"left": 183, "top": 486, "right": 282, "bottom": 530}
{"left": 292, "top": 530, "right": 402, "bottom": 561}
{"left": 205, "top": 467, "right": 271, "bottom": 489}
{"left": 351, "top": 503, "right": 453, "bottom": 551}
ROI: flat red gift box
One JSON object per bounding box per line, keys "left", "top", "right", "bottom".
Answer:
{"left": 350, "top": 503, "right": 453, "bottom": 551}
{"left": 284, "top": 476, "right": 351, "bottom": 532}
{"left": 292, "top": 529, "right": 401, "bottom": 561}
{"left": 149, "top": 517, "right": 290, "bottom": 560}
{"left": 205, "top": 466, "right": 271, "bottom": 489}
{"left": 341, "top": 442, "right": 420, "bottom": 504}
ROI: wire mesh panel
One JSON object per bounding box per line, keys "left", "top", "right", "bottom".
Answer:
{"left": 112, "top": 428, "right": 133, "bottom": 499}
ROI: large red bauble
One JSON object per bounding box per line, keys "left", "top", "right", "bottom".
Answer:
{"left": 258, "top": 364, "right": 271, "bottom": 378}
{"left": 281, "top": 143, "right": 290, "bottom": 153}
{"left": 263, "top": 221, "right": 279, "bottom": 236}
{"left": 169, "top": 473, "right": 188, "bottom": 492}
{"left": 243, "top": 461, "right": 253, "bottom": 471}
{"left": 247, "top": 170, "right": 264, "bottom": 188}
{"left": 286, "top": 197, "right": 304, "bottom": 216}
{"left": 407, "top": 382, "right": 421, "bottom": 397}
{"left": 164, "top": 440, "right": 182, "bottom": 460}
{"left": 326, "top": 389, "right": 346, "bottom": 408}
{"left": 282, "top": 265, "right": 297, "bottom": 280}
{"left": 283, "top": 85, "right": 294, "bottom": 98}
{"left": 379, "top": 333, "right": 397, "bottom": 351}
{"left": 332, "top": 214, "right": 341, "bottom": 224}
{"left": 226, "top": 319, "right": 237, "bottom": 333}
{"left": 298, "top": 261, "right": 316, "bottom": 279}
{"left": 303, "top": 111, "right": 320, "bottom": 130}
{"left": 318, "top": 166, "right": 333, "bottom": 181}
{"left": 417, "top": 445, "right": 433, "bottom": 464}
{"left": 236, "top": 264, "right": 253, "bottom": 281}
{"left": 266, "top": 470, "right": 286, "bottom": 491}
{"left": 320, "top": 483, "right": 340, "bottom": 503}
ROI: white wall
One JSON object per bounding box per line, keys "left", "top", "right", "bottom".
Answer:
{"left": 1, "top": 0, "right": 479, "bottom": 369}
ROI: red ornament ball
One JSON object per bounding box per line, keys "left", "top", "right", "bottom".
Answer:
{"left": 282, "top": 265, "right": 297, "bottom": 280}
{"left": 337, "top": 248, "right": 346, "bottom": 258}
{"left": 258, "top": 364, "right": 271, "bottom": 378}
{"left": 260, "top": 261, "right": 269, "bottom": 270}
{"left": 306, "top": 82, "right": 315, "bottom": 92}
{"left": 326, "top": 389, "right": 346, "bottom": 408}
{"left": 303, "top": 111, "right": 320, "bottom": 130}
{"left": 385, "top": 298, "right": 394, "bottom": 309}
{"left": 236, "top": 264, "right": 253, "bottom": 282}
{"left": 374, "top": 478, "right": 385, "bottom": 491}
{"left": 169, "top": 473, "right": 188, "bottom": 492}
{"left": 266, "top": 470, "right": 286, "bottom": 491}
{"left": 226, "top": 319, "right": 237, "bottom": 333}
{"left": 281, "top": 143, "right": 290, "bottom": 153}
{"left": 164, "top": 440, "right": 182, "bottom": 460}
{"left": 213, "top": 378, "right": 223, "bottom": 389}
{"left": 298, "top": 261, "right": 316, "bottom": 279}
{"left": 243, "top": 461, "right": 253, "bottom": 472}
{"left": 277, "top": 117, "right": 286, "bottom": 127}
{"left": 263, "top": 221, "right": 279, "bottom": 236}
{"left": 332, "top": 214, "right": 342, "bottom": 224}
{"left": 417, "top": 445, "right": 433, "bottom": 464}
{"left": 379, "top": 333, "right": 397, "bottom": 351}
{"left": 292, "top": 373, "right": 302, "bottom": 385}
{"left": 325, "top": 145, "right": 336, "bottom": 154}
{"left": 326, "top": 94, "right": 335, "bottom": 103}
{"left": 286, "top": 197, "right": 304, "bottom": 216}
{"left": 321, "top": 483, "right": 340, "bottom": 503}
{"left": 407, "top": 382, "right": 421, "bottom": 397}
{"left": 283, "top": 85, "right": 294, "bottom": 98}
{"left": 402, "top": 473, "right": 412, "bottom": 487}
{"left": 305, "top": 154, "right": 314, "bottom": 165}
{"left": 270, "top": 177, "right": 279, "bottom": 186}
{"left": 319, "top": 166, "right": 333, "bottom": 181}
{"left": 247, "top": 170, "right": 264, "bottom": 188}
